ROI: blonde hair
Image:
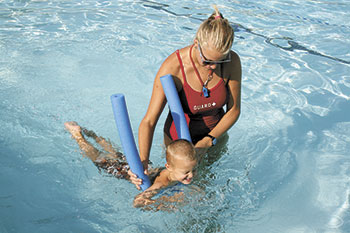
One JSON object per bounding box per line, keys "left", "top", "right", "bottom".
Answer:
{"left": 166, "top": 139, "right": 196, "bottom": 165}
{"left": 195, "top": 5, "right": 234, "bottom": 54}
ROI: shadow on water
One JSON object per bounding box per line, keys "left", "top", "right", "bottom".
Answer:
{"left": 282, "top": 99, "right": 350, "bottom": 231}
{"left": 288, "top": 98, "right": 350, "bottom": 147}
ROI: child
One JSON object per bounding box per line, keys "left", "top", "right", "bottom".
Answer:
{"left": 64, "top": 121, "right": 197, "bottom": 210}
{"left": 133, "top": 137, "right": 197, "bottom": 209}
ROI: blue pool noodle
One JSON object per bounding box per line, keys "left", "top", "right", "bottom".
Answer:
{"left": 160, "top": 74, "right": 192, "bottom": 142}
{"left": 110, "top": 94, "right": 151, "bottom": 191}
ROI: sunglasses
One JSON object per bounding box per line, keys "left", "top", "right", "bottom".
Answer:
{"left": 198, "top": 43, "right": 231, "bottom": 65}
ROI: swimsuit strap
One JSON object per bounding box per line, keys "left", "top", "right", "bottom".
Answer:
{"left": 189, "top": 44, "right": 205, "bottom": 86}
{"left": 175, "top": 50, "right": 187, "bottom": 83}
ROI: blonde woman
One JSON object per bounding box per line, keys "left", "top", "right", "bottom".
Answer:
{"left": 130, "top": 6, "right": 241, "bottom": 189}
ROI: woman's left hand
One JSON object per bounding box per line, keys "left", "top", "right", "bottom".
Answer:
{"left": 194, "top": 136, "right": 212, "bottom": 157}
{"left": 195, "top": 136, "right": 212, "bottom": 148}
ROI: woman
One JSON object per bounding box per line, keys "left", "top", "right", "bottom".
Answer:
{"left": 130, "top": 6, "right": 241, "bottom": 189}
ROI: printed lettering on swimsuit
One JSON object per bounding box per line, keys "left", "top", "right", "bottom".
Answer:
{"left": 193, "top": 102, "right": 217, "bottom": 111}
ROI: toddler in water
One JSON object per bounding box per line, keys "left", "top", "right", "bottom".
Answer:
{"left": 65, "top": 121, "right": 197, "bottom": 210}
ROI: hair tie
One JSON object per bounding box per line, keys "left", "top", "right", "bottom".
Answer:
{"left": 215, "top": 15, "right": 222, "bottom": 19}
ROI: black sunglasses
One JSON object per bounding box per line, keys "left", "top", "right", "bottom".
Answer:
{"left": 198, "top": 43, "right": 231, "bottom": 65}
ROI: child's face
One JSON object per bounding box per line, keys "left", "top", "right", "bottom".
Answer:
{"left": 168, "top": 157, "right": 197, "bottom": 185}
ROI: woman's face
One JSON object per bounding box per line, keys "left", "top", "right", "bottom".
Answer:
{"left": 196, "top": 41, "right": 230, "bottom": 70}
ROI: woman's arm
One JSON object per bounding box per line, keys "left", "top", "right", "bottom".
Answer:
{"left": 129, "top": 52, "right": 181, "bottom": 188}
{"left": 128, "top": 72, "right": 167, "bottom": 189}
{"left": 138, "top": 75, "right": 167, "bottom": 170}
{"left": 138, "top": 52, "right": 181, "bottom": 169}
{"left": 195, "top": 51, "right": 242, "bottom": 149}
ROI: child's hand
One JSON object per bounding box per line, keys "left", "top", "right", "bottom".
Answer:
{"left": 172, "top": 192, "right": 185, "bottom": 202}
{"left": 128, "top": 170, "right": 143, "bottom": 190}
{"left": 128, "top": 161, "right": 149, "bottom": 190}
{"left": 133, "top": 196, "right": 156, "bottom": 208}
{"left": 159, "top": 192, "right": 185, "bottom": 203}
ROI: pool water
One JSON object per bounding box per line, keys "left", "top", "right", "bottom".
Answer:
{"left": 1, "top": 0, "right": 350, "bottom": 232}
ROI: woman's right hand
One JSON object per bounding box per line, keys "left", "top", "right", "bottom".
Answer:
{"left": 128, "top": 161, "right": 149, "bottom": 190}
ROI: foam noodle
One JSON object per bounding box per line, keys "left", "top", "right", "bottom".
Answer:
{"left": 110, "top": 94, "right": 151, "bottom": 191}
{"left": 160, "top": 74, "right": 192, "bottom": 142}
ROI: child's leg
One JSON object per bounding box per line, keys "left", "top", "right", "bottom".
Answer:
{"left": 65, "top": 122, "right": 132, "bottom": 180}
{"left": 82, "top": 128, "right": 119, "bottom": 157}
{"left": 65, "top": 121, "right": 101, "bottom": 161}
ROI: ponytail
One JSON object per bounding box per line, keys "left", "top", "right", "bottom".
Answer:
{"left": 195, "top": 5, "right": 234, "bottom": 54}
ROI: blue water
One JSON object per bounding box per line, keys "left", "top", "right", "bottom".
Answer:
{"left": 1, "top": 0, "right": 350, "bottom": 232}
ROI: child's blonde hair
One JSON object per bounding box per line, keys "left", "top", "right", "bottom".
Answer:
{"left": 166, "top": 139, "right": 196, "bottom": 165}
{"left": 195, "top": 5, "right": 234, "bottom": 54}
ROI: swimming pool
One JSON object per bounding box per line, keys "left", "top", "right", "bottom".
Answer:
{"left": 1, "top": 0, "right": 349, "bottom": 232}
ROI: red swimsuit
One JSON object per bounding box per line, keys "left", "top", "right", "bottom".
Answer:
{"left": 163, "top": 46, "right": 228, "bottom": 144}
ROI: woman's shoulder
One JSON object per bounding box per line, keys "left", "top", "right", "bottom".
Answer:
{"left": 158, "top": 45, "right": 191, "bottom": 78}
{"left": 229, "top": 50, "right": 241, "bottom": 62}
{"left": 223, "top": 50, "right": 242, "bottom": 81}
{"left": 152, "top": 168, "right": 172, "bottom": 188}
{"left": 163, "top": 46, "right": 191, "bottom": 64}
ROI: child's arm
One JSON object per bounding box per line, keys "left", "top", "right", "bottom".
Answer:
{"left": 133, "top": 189, "right": 159, "bottom": 208}
{"left": 133, "top": 188, "right": 184, "bottom": 211}
{"left": 133, "top": 170, "right": 184, "bottom": 211}
{"left": 133, "top": 180, "right": 165, "bottom": 209}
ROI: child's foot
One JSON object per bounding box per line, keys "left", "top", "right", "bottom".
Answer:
{"left": 64, "top": 121, "right": 83, "bottom": 140}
